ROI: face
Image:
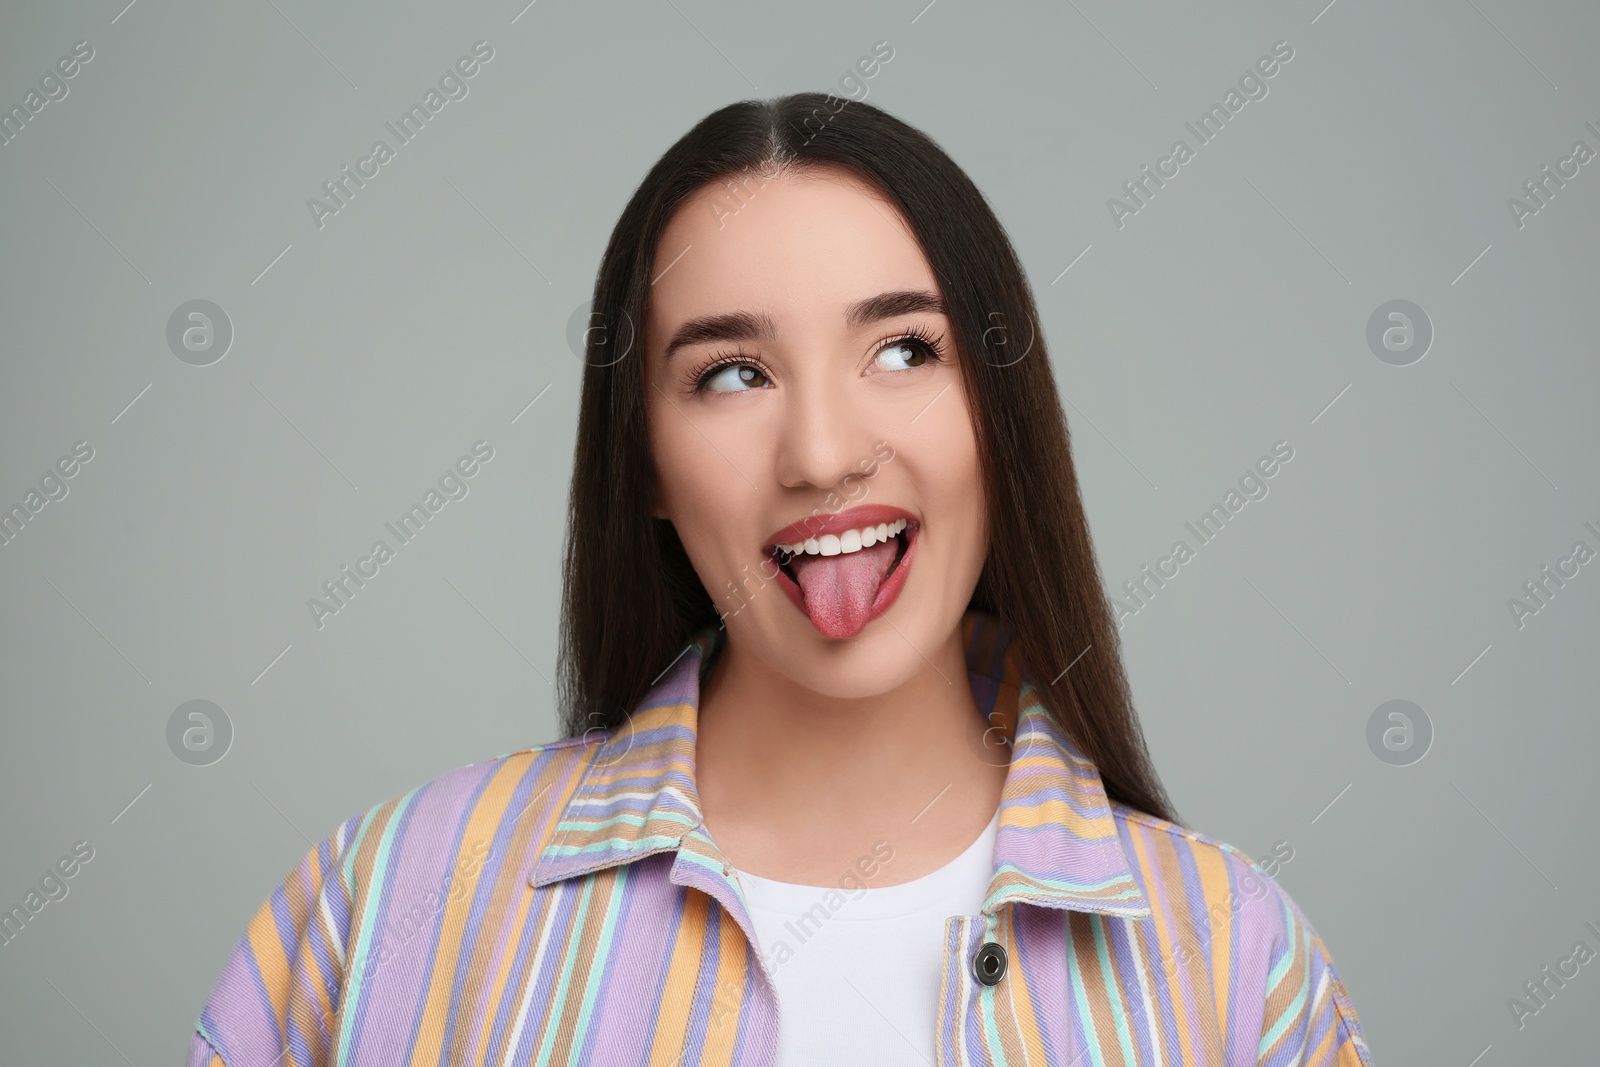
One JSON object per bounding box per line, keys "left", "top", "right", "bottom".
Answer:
{"left": 643, "top": 164, "right": 988, "bottom": 698}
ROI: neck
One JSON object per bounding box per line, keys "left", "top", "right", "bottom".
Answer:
{"left": 694, "top": 623, "right": 1008, "bottom": 885}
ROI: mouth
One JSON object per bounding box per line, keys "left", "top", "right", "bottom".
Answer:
{"left": 762, "top": 506, "right": 920, "bottom": 640}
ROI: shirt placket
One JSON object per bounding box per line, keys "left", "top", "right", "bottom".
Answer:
{"left": 668, "top": 827, "right": 782, "bottom": 1066}
{"left": 941, "top": 911, "right": 1003, "bottom": 1066}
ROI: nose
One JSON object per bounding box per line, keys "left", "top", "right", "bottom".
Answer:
{"left": 771, "top": 367, "right": 878, "bottom": 494}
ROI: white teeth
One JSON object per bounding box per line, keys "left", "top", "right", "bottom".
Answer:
{"left": 779, "top": 518, "right": 908, "bottom": 558}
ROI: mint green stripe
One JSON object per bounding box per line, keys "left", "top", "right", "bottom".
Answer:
{"left": 340, "top": 806, "right": 383, "bottom": 889}
{"left": 1092, "top": 914, "right": 1139, "bottom": 1066}
{"left": 337, "top": 787, "right": 421, "bottom": 1065}
{"left": 1065, "top": 915, "right": 1107, "bottom": 1066}
{"left": 533, "top": 876, "right": 597, "bottom": 1067}
{"left": 1258, "top": 897, "right": 1309, "bottom": 1057}
{"left": 672, "top": 848, "right": 726, "bottom": 877}
{"left": 543, "top": 834, "right": 685, "bottom": 858}
{"left": 570, "top": 863, "right": 632, "bottom": 1039}
{"left": 555, "top": 810, "right": 697, "bottom": 833}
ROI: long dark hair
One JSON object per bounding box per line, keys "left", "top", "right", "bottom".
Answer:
{"left": 559, "top": 92, "right": 1178, "bottom": 826}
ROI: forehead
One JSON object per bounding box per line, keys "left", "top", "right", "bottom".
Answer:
{"left": 646, "top": 166, "right": 940, "bottom": 337}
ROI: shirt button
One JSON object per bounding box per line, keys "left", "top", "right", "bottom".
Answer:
{"left": 972, "top": 941, "right": 1008, "bottom": 986}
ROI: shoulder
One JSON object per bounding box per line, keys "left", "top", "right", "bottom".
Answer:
{"left": 332, "top": 734, "right": 602, "bottom": 882}
{"left": 189, "top": 735, "right": 602, "bottom": 1067}
{"left": 1107, "top": 803, "right": 1293, "bottom": 960}
{"left": 1109, "top": 803, "right": 1375, "bottom": 1066}
{"left": 364, "top": 734, "right": 599, "bottom": 822}
{"left": 228, "top": 735, "right": 607, "bottom": 939}
{"left": 242, "top": 732, "right": 603, "bottom": 926}
{"left": 1111, "top": 801, "right": 1287, "bottom": 899}
{"left": 1108, "top": 800, "right": 1322, "bottom": 958}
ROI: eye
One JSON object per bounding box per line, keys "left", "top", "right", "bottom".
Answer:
{"left": 871, "top": 327, "right": 948, "bottom": 373}
{"left": 699, "top": 359, "right": 771, "bottom": 393}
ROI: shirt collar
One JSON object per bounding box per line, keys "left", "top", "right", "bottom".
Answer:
{"left": 529, "top": 610, "right": 1151, "bottom": 920}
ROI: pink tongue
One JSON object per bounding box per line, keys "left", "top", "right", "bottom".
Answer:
{"left": 788, "top": 538, "right": 898, "bottom": 639}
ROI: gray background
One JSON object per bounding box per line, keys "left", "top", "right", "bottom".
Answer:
{"left": 2, "top": 0, "right": 1596, "bottom": 1063}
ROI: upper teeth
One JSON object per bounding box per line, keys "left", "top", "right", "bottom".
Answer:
{"left": 779, "top": 518, "right": 907, "bottom": 557}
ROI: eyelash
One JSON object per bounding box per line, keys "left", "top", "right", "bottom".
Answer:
{"left": 683, "top": 323, "right": 951, "bottom": 396}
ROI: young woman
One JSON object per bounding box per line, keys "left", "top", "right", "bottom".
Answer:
{"left": 188, "top": 93, "right": 1375, "bottom": 1066}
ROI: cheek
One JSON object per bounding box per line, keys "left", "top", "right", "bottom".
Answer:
{"left": 645, "top": 394, "right": 763, "bottom": 574}
{"left": 928, "top": 388, "right": 982, "bottom": 488}
{"left": 650, "top": 404, "right": 718, "bottom": 519}
{"left": 911, "top": 388, "right": 987, "bottom": 552}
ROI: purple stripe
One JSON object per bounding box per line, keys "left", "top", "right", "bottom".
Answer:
{"left": 520, "top": 869, "right": 589, "bottom": 1056}
{"left": 1116, "top": 821, "right": 1185, "bottom": 1057}
{"left": 1012, "top": 905, "right": 1067, "bottom": 1060}
{"left": 343, "top": 787, "right": 425, "bottom": 1067}
{"left": 569, "top": 862, "right": 632, "bottom": 1063}
{"left": 303, "top": 891, "right": 341, "bottom": 1008}
{"left": 413, "top": 762, "right": 501, "bottom": 1067}
{"left": 586, "top": 852, "right": 683, "bottom": 1062}
{"left": 364, "top": 773, "right": 471, "bottom": 1065}
{"left": 938, "top": 917, "right": 962, "bottom": 1053}
{"left": 479, "top": 868, "right": 566, "bottom": 1061}
{"left": 267, "top": 885, "right": 298, "bottom": 969}
{"left": 442, "top": 763, "right": 546, "bottom": 1058}
{"left": 678, "top": 896, "right": 724, "bottom": 1064}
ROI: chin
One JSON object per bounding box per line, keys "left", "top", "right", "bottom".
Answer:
{"left": 778, "top": 641, "right": 928, "bottom": 700}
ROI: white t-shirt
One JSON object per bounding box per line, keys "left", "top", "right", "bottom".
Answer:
{"left": 732, "top": 807, "right": 1001, "bottom": 1065}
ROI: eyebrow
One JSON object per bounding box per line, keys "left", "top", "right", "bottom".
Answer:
{"left": 660, "top": 289, "right": 947, "bottom": 362}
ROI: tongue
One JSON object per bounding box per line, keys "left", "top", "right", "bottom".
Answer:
{"left": 788, "top": 538, "right": 898, "bottom": 639}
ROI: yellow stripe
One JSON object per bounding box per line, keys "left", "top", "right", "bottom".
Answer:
{"left": 245, "top": 896, "right": 294, "bottom": 1029}
{"left": 471, "top": 869, "right": 538, "bottom": 1067}
{"left": 1123, "top": 812, "right": 1229, "bottom": 1061}
{"left": 999, "top": 905, "right": 1049, "bottom": 1065}
{"left": 405, "top": 757, "right": 531, "bottom": 1067}
{"left": 999, "top": 798, "right": 1114, "bottom": 840}
{"left": 647, "top": 887, "right": 707, "bottom": 1065}
{"left": 700, "top": 906, "right": 750, "bottom": 1067}
{"left": 1126, "top": 824, "right": 1185, "bottom": 1066}
{"left": 1192, "top": 842, "right": 1234, "bottom": 1033}
{"left": 471, "top": 751, "right": 584, "bottom": 1067}
{"left": 1307, "top": 1014, "right": 1338, "bottom": 1063}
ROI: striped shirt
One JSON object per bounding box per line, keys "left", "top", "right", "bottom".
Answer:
{"left": 187, "top": 610, "right": 1375, "bottom": 1066}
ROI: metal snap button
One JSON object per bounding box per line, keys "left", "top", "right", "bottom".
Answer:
{"left": 972, "top": 941, "right": 1007, "bottom": 986}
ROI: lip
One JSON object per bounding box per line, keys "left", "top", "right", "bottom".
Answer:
{"left": 763, "top": 504, "right": 921, "bottom": 639}
{"left": 763, "top": 504, "right": 918, "bottom": 551}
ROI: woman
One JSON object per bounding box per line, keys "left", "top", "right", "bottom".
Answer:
{"left": 188, "top": 93, "right": 1374, "bottom": 1066}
